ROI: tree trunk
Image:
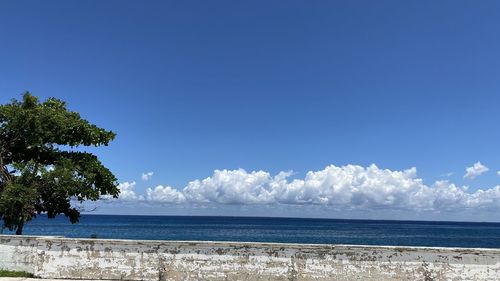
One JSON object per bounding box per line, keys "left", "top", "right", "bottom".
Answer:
{"left": 15, "top": 224, "right": 23, "bottom": 235}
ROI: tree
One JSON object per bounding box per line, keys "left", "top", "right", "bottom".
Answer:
{"left": 0, "top": 92, "right": 119, "bottom": 234}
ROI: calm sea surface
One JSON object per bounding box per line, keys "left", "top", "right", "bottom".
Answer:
{"left": 4, "top": 215, "right": 500, "bottom": 248}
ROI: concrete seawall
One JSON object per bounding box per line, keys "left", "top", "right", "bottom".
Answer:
{"left": 1, "top": 235, "right": 500, "bottom": 280}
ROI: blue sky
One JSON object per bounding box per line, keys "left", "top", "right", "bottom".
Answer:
{"left": 1, "top": 1, "right": 500, "bottom": 220}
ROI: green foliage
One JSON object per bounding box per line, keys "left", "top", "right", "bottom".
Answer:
{"left": 0, "top": 92, "right": 119, "bottom": 234}
{"left": 0, "top": 269, "right": 34, "bottom": 277}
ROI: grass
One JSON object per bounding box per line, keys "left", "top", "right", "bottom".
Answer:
{"left": 0, "top": 269, "right": 34, "bottom": 277}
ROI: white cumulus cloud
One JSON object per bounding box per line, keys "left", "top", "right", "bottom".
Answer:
{"left": 141, "top": 172, "right": 154, "bottom": 181}
{"left": 146, "top": 185, "right": 186, "bottom": 203}
{"left": 464, "top": 162, "right": 489, "bottom": 179}
{"left": 101, "top": 181, "right": 144, "bottom": 201}
{"left": 183, "top": 169, "right": 281, "bottom": 204}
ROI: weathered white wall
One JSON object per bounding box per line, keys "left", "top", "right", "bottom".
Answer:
{"left": 0, "top": 235, "right": 38, "bottom": 274}
{"left": 1, "top": 234, "right": 500, "bottom": 280}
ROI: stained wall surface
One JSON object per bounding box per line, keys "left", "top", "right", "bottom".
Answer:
{"left": 1, "top": 235, "right": 500, "bottom": 280}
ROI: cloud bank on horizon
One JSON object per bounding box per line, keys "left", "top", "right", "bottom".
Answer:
{"left": 105, "top": 163, "right": 500, "bottom": 215}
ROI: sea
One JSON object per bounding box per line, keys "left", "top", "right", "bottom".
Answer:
{"left": 3, "top": 214, "right": 500, "bottom": 248}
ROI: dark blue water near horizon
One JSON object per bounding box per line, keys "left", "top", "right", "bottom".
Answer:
{"left": 5, "top": 214, "right": 500, "bottom": 248}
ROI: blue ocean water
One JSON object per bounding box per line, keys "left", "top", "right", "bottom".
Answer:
{"left": 4, "top": 215, "right": 500, "bottom": 248}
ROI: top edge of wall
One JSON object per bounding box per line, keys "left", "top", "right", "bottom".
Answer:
{"left": 1, "top": 234, "right": 500, "bottom": 253}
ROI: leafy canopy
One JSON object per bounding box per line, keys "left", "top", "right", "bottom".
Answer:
{"left": 0, "top": 92, "right": 119, "bottom": 234}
